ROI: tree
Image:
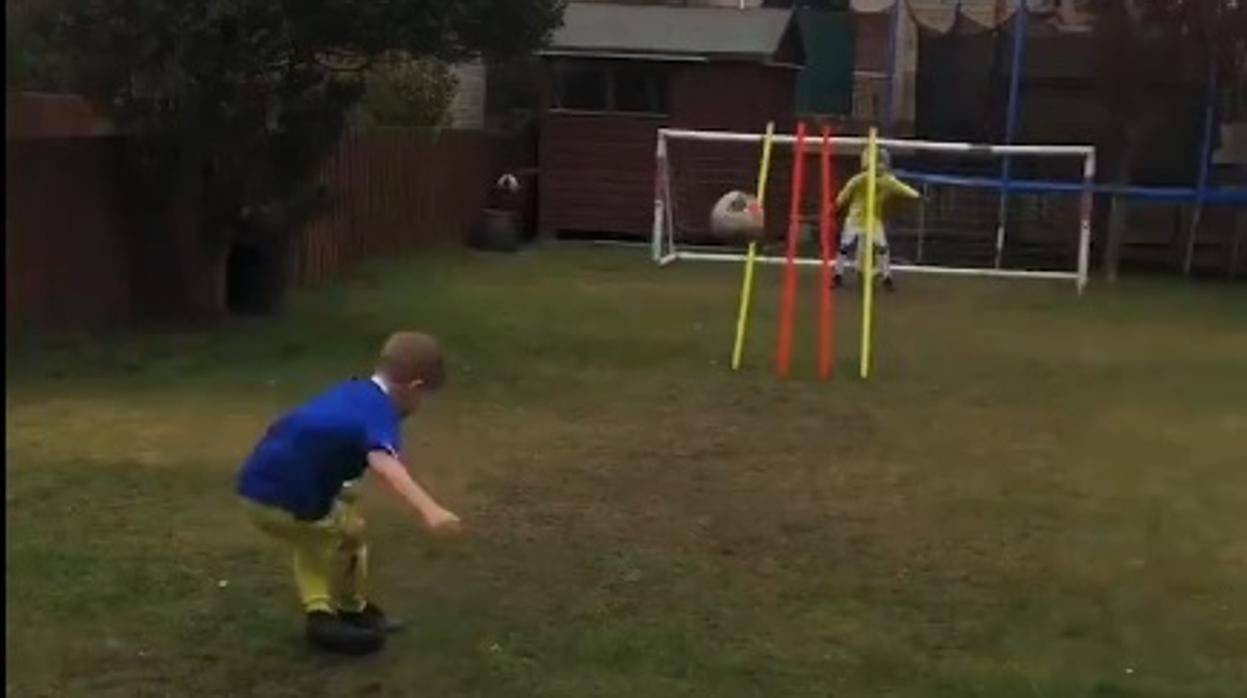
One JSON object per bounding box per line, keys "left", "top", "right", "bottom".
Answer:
{"left": 352, "top": 54, "right": 461, "bottom": 129}
{"left": 6, "top": 0, "right": 77, "bottom": 91}
{"left": 1091, "top": 0, "right": 1247, "bottom": 282}
{"left": 36, "top": 0, "right": 564, "bottom": 317}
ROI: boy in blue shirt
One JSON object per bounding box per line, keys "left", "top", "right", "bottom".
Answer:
{"left": 237, "top": 331, "right": 462, "bottom": 655}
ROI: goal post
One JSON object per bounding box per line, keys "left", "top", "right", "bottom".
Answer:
{"left": 652, "top": 127, "right": 1096, "bottom": 294}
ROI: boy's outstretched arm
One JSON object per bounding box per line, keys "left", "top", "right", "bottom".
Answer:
{"left": 368, "top": 450, "right": 462, "bottom": 534}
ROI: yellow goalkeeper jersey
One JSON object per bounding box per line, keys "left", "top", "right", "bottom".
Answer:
{"left": 835, "top": 172, "right": 920, "bottom": 229}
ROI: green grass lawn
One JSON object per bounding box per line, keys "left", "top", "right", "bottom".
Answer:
{"left": 7, "top": 245, "right": 1247, "bottom": 697}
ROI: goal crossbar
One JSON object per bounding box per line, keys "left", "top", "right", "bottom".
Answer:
{"left": 660, "top": 128, "right": 1095, "bottom": 158}
{"left": 653, "top": 127, "right": 1097, "bottom": 293}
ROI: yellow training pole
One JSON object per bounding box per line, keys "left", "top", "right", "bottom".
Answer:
{"left": 860, "top": 128, "right": 879, "bottom": 380}
{"left": 730, "top": 121, "right": 775, "bottom": 371}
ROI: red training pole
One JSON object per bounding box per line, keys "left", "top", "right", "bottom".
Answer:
{"left": 818, "top": 125, "right": 835, "bottom": 380}
{"left": 776, "top": 122, "right": 807, "bottom": 378}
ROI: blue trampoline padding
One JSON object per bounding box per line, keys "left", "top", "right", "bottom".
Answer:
{"left": 893, "top": 169, "right": 1247, "bottom": 205}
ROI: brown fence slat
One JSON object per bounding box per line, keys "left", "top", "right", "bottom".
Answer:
{"left": 5, "top": 137, "right": 133, "bottom": 327}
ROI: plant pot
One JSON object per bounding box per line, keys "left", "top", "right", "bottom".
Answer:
{"left": 468, "top": 208, "right": 521, "bottom": 253}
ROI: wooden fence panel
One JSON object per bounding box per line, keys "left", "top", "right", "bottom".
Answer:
{"left": 5, "top": 137, "right": 134, "bottom": 327}
{"left": 7, "top": 127, "right": 501, "bottom": 326}
{"left": 294, "top": 129, "right": 500, "bottom": 285}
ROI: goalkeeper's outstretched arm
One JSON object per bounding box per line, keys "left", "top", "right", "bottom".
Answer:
{"left": 835, "top": 173, "right": 864, "bottom": 210}
{"left": 887, "top": 175, "right": 921, "bottom": 200}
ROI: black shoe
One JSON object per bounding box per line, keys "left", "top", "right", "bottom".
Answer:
{"left": 306, "top": 610, "right": 385, "bottom": 655}
{"left": 831, "top": 273, "right": 843, "bottom": 289}
{"left": 882, "top": 276, "right": 896, "bottom": 293}
{"left": 339, "top": 603, "right": 405, "bottom": 634}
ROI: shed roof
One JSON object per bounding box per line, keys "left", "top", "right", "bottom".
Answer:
{"left": 541, "top": 4, "right": 801, "bottom": 63}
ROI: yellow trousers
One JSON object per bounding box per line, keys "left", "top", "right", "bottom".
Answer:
{"left": 245, "top": 494, "right": 369, "bottom": 614}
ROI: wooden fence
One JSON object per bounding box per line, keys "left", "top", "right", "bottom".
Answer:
{"left": 5, "top": 137, "right": 135, "bottom": 326}
{"left": 295, "top": 129, "right": 502, "bottom": 284}
{"left": 6, "top": 128, "right": 504, "bottom": 327}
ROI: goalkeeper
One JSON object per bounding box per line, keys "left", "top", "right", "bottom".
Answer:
{"left": 833, "top": 148, "right": 920, "bottom": 292}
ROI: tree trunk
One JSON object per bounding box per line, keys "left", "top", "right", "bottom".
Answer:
{"left": 1232, "top": 208, "right": 1245, "bottom": 281}
{"left": 124, "top": 137, "right": 229, "bottom": 324}
{"left": 1103, "top": 183, "right": 1131, "bottom": 285}
{"left": 1103, "top": 119, "right": 1148, "bottom": 284}
{"left": 250, "top": 233, "right": 293, "bottom": 316}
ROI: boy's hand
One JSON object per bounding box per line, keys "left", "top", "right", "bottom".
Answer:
{"left": 424, "top": 507, "right": 463, "bottom": 535}
{"left": 368, "top": 450, "right": 463, "bottom": 534}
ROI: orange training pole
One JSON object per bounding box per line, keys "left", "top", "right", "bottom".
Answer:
{"left": 776, "top": 122, "right": 807, "bottom": 378}
{"left": 817, "top": 125, "right": 838, "bottom": 380}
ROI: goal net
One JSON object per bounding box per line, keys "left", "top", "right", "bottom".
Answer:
{"left": 652, "top": 127, "right": 1095, "bottom": 293}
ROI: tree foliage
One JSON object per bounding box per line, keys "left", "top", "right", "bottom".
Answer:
{"left": 1095, "top": 0, "right": 1246, "bottom": 117}
{"left": 352, "top": 54, "right": 460, "bottom": 129}
{"left": 31, "top": 0, "right": 564, "bottom": 314}
{"left": 6, "top": 0, "right": 77, "bottom": 91}
{"left": 1089, "top": 0, "right": 1247, "bottom": 280}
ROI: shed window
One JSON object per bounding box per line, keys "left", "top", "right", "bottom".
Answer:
{"left": 558, "top": 64, "right": 609, "bottom": 111}
{"left": 613, "top": 65, "right": 669, "bottom": 114}
{"left": 554, "top": 61, "right": 669, "bottom": 115}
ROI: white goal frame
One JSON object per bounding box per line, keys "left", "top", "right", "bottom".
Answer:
{"left": 652, "top": 127, "right": 1096, "bottom": 294}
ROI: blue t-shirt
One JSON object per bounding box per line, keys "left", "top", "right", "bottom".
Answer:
{"left": 237, "top": 378, "right": 402, "bottom": 521}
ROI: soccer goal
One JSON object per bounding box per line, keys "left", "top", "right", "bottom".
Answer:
{"left": 652, "top": 127, "right": 1096, "bottom": 293}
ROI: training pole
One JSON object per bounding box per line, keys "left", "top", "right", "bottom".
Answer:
{"left": 776, "top": 121, "right": 808, "bottom": 378}
{"left": 817, "top": 125, "right": 837, "bottom": 380}
{"left": 730, "top": 121, "right": 776, "bottom": 371}
{"left": 860, "top": 128, "right": 879, "bottom": 380}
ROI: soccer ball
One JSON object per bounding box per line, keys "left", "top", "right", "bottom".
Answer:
{"left": 495, "top": 173, "right": 520, "bottom": 193}
{"left": 709, "top": 190, "right": 765, "bottom": 242}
